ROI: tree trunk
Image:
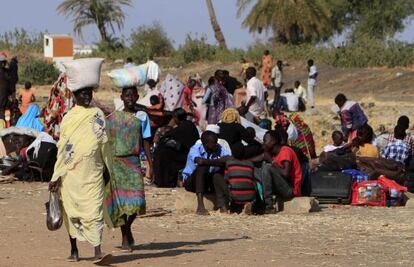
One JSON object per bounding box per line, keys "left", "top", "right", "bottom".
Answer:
{"left": 97, "top": 20, "right": 109, "bottom": 43}
{"left": 205, "top": 0, "right": 227, "bottom": 49}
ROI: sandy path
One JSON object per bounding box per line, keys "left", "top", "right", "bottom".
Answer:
{"left": 1, "top": 182, "right": 413, "bottom": 267}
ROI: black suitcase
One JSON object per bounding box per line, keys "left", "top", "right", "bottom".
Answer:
{"left": 310, "top": 171, "right": 352, "bottom": 204}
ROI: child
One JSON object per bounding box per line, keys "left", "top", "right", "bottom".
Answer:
{"left": 19, "top": 81, "right": 35, "bottom": 114}
{"left": 182, "top": 79, "right": 199, "bottom": 123}
{"left": 323, "top": 131, "right": 345, "bottom": 153}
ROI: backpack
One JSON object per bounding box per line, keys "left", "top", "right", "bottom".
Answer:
{"left": 225, "top": 160, "right": 256, "bottom": 205}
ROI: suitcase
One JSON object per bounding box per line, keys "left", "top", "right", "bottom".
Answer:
{"left": 310, "top": 171, "right": 353, "bottom": 204}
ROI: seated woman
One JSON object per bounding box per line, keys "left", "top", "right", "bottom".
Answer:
{"left": 354, "top": 124, "right": 379, "bottom": 158}
{"left": 218, "top": 108, "right": 249, "bottom": 159}
{"left": 289, "top": 113, "right": 317, "bottom": 159}
{"left": 16, "top": 104, "right": 45, "bottom": 132}
{"left": 153, "top": 108, "right": 199, "bottom": 187}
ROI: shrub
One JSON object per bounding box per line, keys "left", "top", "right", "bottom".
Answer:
{"left": 130, "top": 22, "right": 174, "bottom": 63}
{"left": 0, "top": 28, "right": 44, "bottom": 53}
{"left": 20, "top": 57, "right": 60, "bottom": 85}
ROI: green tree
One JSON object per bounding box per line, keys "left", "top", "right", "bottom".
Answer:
{"left": 57, "top": 0, "right": 132, "bottom": 43}
{"left": 237, "top": 0, "right": 342, "bottom": 44}
{"left": 129, "top": 22, "right": 174, "bottom": 63}
{"left": 347, "top": 0, "right": 414, "bottom": 40}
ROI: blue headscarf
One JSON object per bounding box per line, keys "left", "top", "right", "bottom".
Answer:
{"left": 16, "top": 104, "right": 45, "bottom": 132}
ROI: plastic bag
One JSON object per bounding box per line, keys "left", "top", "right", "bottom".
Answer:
{"left": 62, "top": 58, "right": 104, "bottom": 92}
{"left": 45, "top": 192, "right": 63, "bottom": 231}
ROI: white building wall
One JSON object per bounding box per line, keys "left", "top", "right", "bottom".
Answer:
{"left": 44, "top": 35, "right": 54, "bottom": 58}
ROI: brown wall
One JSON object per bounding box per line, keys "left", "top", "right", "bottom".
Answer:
{"left": 52, "top": 37, "right": 73, "bottom": 57}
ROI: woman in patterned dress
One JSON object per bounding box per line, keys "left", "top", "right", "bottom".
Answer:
{"left": 105, "top": 86, "right": 146, "bottom": 251}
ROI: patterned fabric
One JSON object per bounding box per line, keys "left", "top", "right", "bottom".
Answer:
{"left": 261, "top": 55, "right": 272, "bottom": 87}
{"left": 159, "top": 74, "right": 184, "bottom": 111}
{"left": 289, "top": 113, "right": 316, "bottom": 159}
{"left": 381, "top": 139, "right": 411, "bottom": 165}
{"left": 51, "top": 105, "right": 113, "bottom": 246}
{"left": 105, "top": 111, "right": 146, "bottom": 227}
{"left": 383, "top": 133, "right": 414, "bottom": 156}
{"left": 207, "top": 81, "right": 232, "bottom": 124}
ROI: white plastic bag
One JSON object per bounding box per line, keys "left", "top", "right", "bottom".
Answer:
{"left": 63, "top": 58, "right": 104, "bottom": 92}
{"left": 108, "top": 63, "right": 148, "bottom": 88}
{"left": 45, "top": 192, "right": 63, "bottom": 231}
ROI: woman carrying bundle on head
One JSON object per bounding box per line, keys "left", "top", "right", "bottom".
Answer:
{"left": 104, "top": 86, "right": 146, "bottom": 252}
{"left": 48, "top": 58, "right": 113, "bottom": 265}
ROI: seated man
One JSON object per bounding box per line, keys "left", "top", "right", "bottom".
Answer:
{"left": 252, "top": 130, "right": 302, "bottom": 212}
{"left": 323, "top": 130, "right": 345, "bottom": 153}
{"left": 282, "top": 88, "right": 299, "bottom": 112}
{"left": 381, "top": 125, "right": 411, "bottom": 165}
{"left": 182, "top": 131, "right": 232, "bottom": 215}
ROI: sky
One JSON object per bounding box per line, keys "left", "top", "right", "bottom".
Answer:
{"left": 0, "top": 0, "right": 413, "bottom": 48}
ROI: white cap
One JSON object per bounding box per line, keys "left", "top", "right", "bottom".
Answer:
{"left": 206, "top": 124, "right": 220, "bottom": 134}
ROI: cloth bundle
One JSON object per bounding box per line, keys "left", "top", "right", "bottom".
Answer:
{"left": 108, "top": 63, "right": 149, "bottom": 88}
{"left": 63, "top": 58, "right": 104, "bottom": 92}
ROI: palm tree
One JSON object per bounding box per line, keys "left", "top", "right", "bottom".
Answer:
{"left": 237, "top": 0, "right": 336, "bottom": 44}
{"left": 57, "top": 0, "right": 132, "bottom": 43}
{"left": 205, "top": 0, "right": 227, "bottom": 49}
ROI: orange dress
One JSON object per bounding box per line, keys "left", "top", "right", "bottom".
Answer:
{"left": 261, "top": 55, "right": 273, "bottom": 87}
{"left": 19, "top": 89, "right": 35, "bottom": 114}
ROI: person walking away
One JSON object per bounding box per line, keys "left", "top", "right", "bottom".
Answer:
{"left": 18, "top": 81, "right": 35, "bottom": 114}
{"left": 49, "top": 85, "right": 113, "bottom": 265}
{"left": 0, "top": 55, "right": 9, "bottom": 120}
{"left": 307, "top": 59, "right": 318, "bottom": 112}
{"left": 381, "top": 125, "right": 411, "bottom": 165}
{"left": 260, "top": 50, "right": 273, "bottom": 88}
{"left": 335, "top": 93, "right": 368, "bottom": 142}
{"left": 105, "top": 86, "right": 146, "bottom": 252}
{"left": 205, "top": 70, "right": 232, "bottom": 124}
{"left": 241, "top": 67, "right": 268, "bottom": 123}
{"left": 182, "top": 131, "right": 232, "bottom": 215}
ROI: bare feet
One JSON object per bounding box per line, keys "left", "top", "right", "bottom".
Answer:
{"left": 66, "top": 250, "right": 79, "bottom": 262}
{"left": 196, "top": 208, "right": 209, "bottom": 216}
{"left": 93, "top": 253, "right": 112, "bottom": 266}
{"left": 121, "top": 236, "right": 132, "bottom": 252}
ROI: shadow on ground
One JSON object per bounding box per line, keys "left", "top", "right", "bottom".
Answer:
{"left": 111, "top": 237, "right": 248, "bottom": 265}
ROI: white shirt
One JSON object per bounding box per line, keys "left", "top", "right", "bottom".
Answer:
{"left": 308, "top": 65, "right": 318, "bottom": 86}
{"left": 147, "top": 60, "right": 160, "bottom": 81}
{"left": 283, "top": 92, "right": 299, "bottom": 112}
{"left": 246, "top": 77, "right": 267, "bottom": 116}
{"left": 271, "top": 67, "right": 282, "bottom": 87}
{"left": 294, "top": 85, "right": 307, "bottom": 101}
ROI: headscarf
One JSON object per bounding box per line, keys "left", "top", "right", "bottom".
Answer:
{"left": 220, "top": 108, "right": 241, "bottom": 124}
{"left": 16, "top": 104, "right": 45, "bottom": 132}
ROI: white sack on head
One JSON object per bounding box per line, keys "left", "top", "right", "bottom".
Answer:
{"left": 63, "top": 58, "right": 104, "bottom": 92}
{"left": 108, "top": 63, "right": 148, "bottom": 88}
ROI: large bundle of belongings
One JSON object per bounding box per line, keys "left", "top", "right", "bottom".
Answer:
{"left": 309, "top": 148, "right": 408, "bottom": 207}
{"left": 0, "top": 127, "right": 57, "bottom": 181}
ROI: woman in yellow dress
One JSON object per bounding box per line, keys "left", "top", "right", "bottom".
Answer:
{"left": 49, "top": 86, "right": 113, "bottom": 265}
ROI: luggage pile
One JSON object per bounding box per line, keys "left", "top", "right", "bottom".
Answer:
{"left": 310, "top": 151, "right": 409, "bottom": 207}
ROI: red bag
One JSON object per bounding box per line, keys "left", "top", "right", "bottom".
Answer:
{"left": 377, "top": 175, "right": 407, "bottom": 206}
{"left": 351, "top": 181, "right": 386, "bottom": 206}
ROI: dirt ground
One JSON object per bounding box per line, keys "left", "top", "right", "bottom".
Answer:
{"left": 2, "top": 62, "right": 414, "bottom": 266}
{"left": 1, "top": 182, "right": 414, "bottom": 267}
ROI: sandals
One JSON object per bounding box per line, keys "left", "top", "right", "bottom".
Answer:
{"left": 93, "top": 253, "right": 112, "bottom": 266}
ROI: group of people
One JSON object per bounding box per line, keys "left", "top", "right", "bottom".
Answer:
{"left": 1, "top": 50, "right": 411, "bottom": 266}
